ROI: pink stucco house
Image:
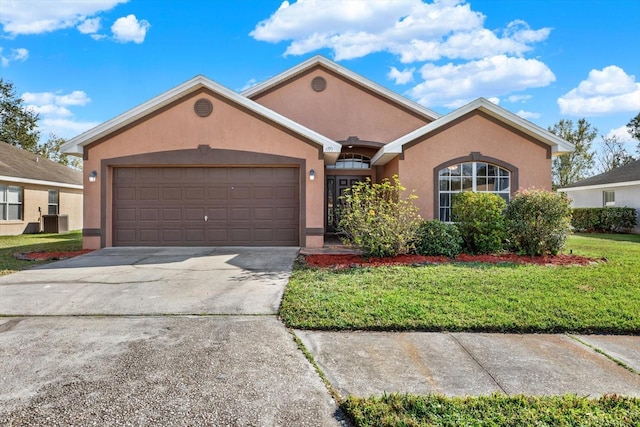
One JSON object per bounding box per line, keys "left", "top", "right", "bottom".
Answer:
{"left": 62, "top": 56, "right": 574, "bottom": 249}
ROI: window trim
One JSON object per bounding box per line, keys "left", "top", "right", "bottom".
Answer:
{"left": 326, "top": 153, "right": 372, "bottom": 170}
{"left": 433, "top": 153, "right": 518, "bottom": 220}
{"left": 48, "top": 189, "right": 60, "bottom": 215}
{"left": 0, "top": 185, "right": 24, "bottom": 221}
{"left": 603, "top": 190, "right": 615, "bottom": 207}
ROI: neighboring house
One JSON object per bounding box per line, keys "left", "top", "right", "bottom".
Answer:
{"left": 0, "top": 142, "right": 83, "bottom": 235}
{"left": 61, "top": 56, "right": 574, "bottom": 249}
{"left": 559, "top": 160, "right": 640, "bottom": 233}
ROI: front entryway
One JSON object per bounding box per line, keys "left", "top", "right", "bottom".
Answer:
{"left": 325, "top": 175, "right": 368, "bottom": 232}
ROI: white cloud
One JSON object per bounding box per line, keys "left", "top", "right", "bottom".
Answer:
{"left": 516, "top": 110, "right": 541, "bottom": 120}
{"left": 22, "top": 90, "right": 95, "bottom": 139}
{"left": 387, "top": 66, "right": 415, "bottom": 84}
{"left": 606, "top": 125, "right": 635, "bottom": 143}
{"left": 250, "top": 0, "right": 550, "bottom": 63}
{"left": 77, "top": 17, "right": 101, "bottom": 34}
{"left": 558, "top": 66, "right": 640, "bottom": 116}
{"left": 487, "top": 97, "right": 500, "bottom": 105}
{"left": 0, "top": 47, "right": 29, "bottom": 67}
{"left": 240, "top": 78, "right": 258, "bottom": 92}
{"left": 111, "top": 14, "right": 150, "bottom": 44}
{"left": 507, "top": 94, "right": 532, "bottom": 103}
{"left": 408, "top": 55, "right": 555, "bottom": 108}
{"left": 0, "top": 0, "right": 127, "bottom": 36}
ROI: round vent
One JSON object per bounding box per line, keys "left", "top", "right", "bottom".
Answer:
{"left": 194, "top": 98, "right": 213, "bottom": 117}
{"left": 311, "top": 76, "right": 327, "bottom": 92}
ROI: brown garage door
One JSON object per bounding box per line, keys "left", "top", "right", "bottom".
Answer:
{"left": 113, "top": 167, "right": 299, "bottom": 246}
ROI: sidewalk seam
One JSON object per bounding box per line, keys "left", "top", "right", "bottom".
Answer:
{"left": 450, "top": 333, "right": 507, "bottom": 394}
{"left": 567, "top": 334, "right": 639, "bottom": 375}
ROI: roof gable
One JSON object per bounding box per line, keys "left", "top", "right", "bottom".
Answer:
{"left": 242, "top": 55, "right": 441, "bottom": 122}
{"left": 61, "top": 75, "right": 342, "bottom": 162}
{"left": 560, "top": 159, "right": 640, "bottom": 190}
{"left": 0, "top": 142, "right": 82, "bottom": 188}
{"left": 371, "top": 98, "right": 575, "bottom": 165}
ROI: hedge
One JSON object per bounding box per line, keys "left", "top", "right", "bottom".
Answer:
{"left": 571, "top": 207, "right": 637, "bottom": 232}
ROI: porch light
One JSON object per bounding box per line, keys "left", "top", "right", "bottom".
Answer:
{"left": 88, "top": 170, "right": 98, "bottom": 183}
{"left": 309, "top": 169, "right": 315, "bottom": 181}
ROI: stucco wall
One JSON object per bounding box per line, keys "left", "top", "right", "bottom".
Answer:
{"left": 398, "top": 112, "right": 553, "bottom": 220}
{"left": 251, "top": 67, "right": 431, "bottom": 143}
{"left": 564, "top": 185, "right": 640, "bottom": 233}
{"left": 83, "top": 89, "right": 325, "bottom": 249}
{"left": 0, "top": 182, "right": 82, "bottom": 235}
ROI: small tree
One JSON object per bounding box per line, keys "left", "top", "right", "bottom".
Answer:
{"left": 627, "top": 113, "right": 640, "bottom": 156}
{"left": 452, "top": 192, "right": 506, "bottom": 254}
{"left": 0, "top": 78, "right": 40, "bottom": 152}
{"left": 338, "top": 175, "right": 421, "bottom": 258}
{"left": 505, "top": 189, "right": 572, "bottom": 256}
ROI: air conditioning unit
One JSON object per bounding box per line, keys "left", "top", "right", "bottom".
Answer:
{"left": 42, "top": 214, "right": 69, "bottom": 234}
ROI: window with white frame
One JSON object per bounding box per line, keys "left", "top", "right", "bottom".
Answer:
{"left": 48, "top": 190, "right": 59, "bottom": 215}
{"left": 603, "top": 190, "right": 615, "bottom": 207}
{"left": 0, "top": 185, "right": 23, "bottom": 221}
{"left": 326, "top": 153, "right": 371, "bottom": 169}
{"left": 438, "top": 162, "right": 510, "bottom": 222}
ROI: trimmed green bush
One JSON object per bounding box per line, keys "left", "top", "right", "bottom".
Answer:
{"left": 452, "top": 192, "right": 506, "bottom": 254}
{"left": 505, "top": 189, "right": 572, "bottom": 256}
{"left": 414, "top": 220, "right": 462, "bottom": 258}
{"left": 572, "top": 207, "right": 637, "bottom": 232}
{"left": 338, "top": 175, "right": 421, "bottom": 258}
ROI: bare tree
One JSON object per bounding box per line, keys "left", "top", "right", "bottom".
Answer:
{"left": 596, "top": 135, "right": 635, "bottom": 173}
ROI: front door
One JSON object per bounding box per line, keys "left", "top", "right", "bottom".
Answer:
{"left": 326, "top": 175, "right": 368, "bottom": 232}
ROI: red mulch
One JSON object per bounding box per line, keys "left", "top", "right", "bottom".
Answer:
{"left": 16, "top": 249, "right": 94, "bottom": 261}
{"left": 304, "top": 252, "right": 599, "bottom": 269}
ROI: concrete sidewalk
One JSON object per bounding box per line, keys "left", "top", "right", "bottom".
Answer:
{"left": 296, "top": 330, "right": 640, "bottom": 398}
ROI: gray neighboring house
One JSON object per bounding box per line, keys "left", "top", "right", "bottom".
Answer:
{"left": 559, "top": 159, "right": 640, "bottom": 233}
{"left": 0, "top": 142, "right": 83, "bottom": 236}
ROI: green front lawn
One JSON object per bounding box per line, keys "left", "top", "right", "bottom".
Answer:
{"left": 281, "top": 233, "right": 640, "bottom": 334}
{"left": 342, "top": 393, "right": 640, "bottom": 427}
{"left": 0, "top": 231, "right": 83, "bottom": 276}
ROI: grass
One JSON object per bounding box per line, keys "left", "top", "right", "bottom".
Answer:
{"left": 341, "top": 393, "right": 640, "bottom": 427}
{"left": 0, "top": 230, "right": 83, "bottom": 276}
{"left": 280, "top": 233, "right": 640, "bottom": 334}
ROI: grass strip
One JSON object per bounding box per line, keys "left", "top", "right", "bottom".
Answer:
{"left": 281, "top": 234, "right": 640, "bottom": 334}
{"left": 341, "top": 393, "right": 640, "bottom": 427}
{"left": 0, "top": 231, "right": 83, "bottom": 276}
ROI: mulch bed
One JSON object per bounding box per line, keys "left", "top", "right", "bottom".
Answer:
{"left": 14, "top": 249, "right": 94, "bottom": 261}
{"left": 304, "top": 253, "right": 600, "bottom": 269}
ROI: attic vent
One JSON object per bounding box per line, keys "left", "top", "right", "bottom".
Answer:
{"left": 311, "top": 76, "right": 327, "bottom": 92}
{"left": 194, "top": 98, "right": 213, "bottom": 117}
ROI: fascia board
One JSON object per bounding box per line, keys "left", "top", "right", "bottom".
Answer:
{"left": 0, "top": 175, "right": 83, "bottom": 190}
{"left": 379, "top": 98, "right": 575, "bottom": 160}
{"left": 558, "top": 180, "right": 640, "bottom": 191}
{"left": 62, "top": 75, "right": 341, "bottom": 156}
{"left": 242, "top": 55, "right": 441, "bottom": 121}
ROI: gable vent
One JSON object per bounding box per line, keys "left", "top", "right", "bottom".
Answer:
{"left": 311, "top": 76, "right": 327, "bottom": 92}
{"left": 194, "top": 98, "right": 213, "bottom": 117}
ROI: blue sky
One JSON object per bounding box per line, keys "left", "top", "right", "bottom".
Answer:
{"left": 1, "top": 0, "right": 639, "bottom": 153}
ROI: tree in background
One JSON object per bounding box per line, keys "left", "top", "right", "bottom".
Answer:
{"left": 37, "top": 133, "right": 82, "bottom": 170}
{"left": 0, "top": 78, "right": 40, "bottom": 152}
{"left": 549, "top": 118, "right": 596, "bottom": 189}
{"left": 0, "top": 78, "right": 79, "bottom": 169}
{"left": 627, "top": 113, "right": 640, "bottom": 155}
{"left": 596, "top": 135, "right": 635, "bottom": 173}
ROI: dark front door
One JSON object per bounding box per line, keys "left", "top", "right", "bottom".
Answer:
{"left": 326, "top": 175, "right": 368, "bottom": 232}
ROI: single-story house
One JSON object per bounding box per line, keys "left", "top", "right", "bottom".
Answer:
{"left": 61, "top": 55, "right": 574, "bottom": 249}
{"left": 559, "top": 160, "right": 640, "bottom": 233}
{"left": 0, "top": 141, "right": 83, "bottom": 235}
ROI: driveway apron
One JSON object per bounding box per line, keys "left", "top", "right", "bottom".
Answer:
{"left": 0, "top": 247, "right": 344, "bottom": 426}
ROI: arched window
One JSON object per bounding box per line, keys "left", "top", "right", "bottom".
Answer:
{"left": 326, "top": 153, "right": 371, "bottom": 169}
{"left": 438, "top": 162, "right": 510, "bottom": 222}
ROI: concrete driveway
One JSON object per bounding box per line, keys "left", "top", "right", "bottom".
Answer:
{"left": 0, "top": 247, "right": 345, "bottom": 426}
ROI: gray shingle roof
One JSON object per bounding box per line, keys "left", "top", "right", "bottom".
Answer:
{"left": 0, "top": 142, "right": 82, "bottom": 186}
{"left": 562, "top": 159, "right": 640, "bottom": 189}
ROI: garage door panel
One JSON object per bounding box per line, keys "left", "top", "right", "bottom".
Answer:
{"left": 113, "top": 167, "right": 299, "bottom": 246}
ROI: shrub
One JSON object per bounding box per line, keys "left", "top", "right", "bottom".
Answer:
{"left": 338, "top": 175, "right": 421, "bottom": 258}
{"left": 505, "top": 189, "right": 572, "bottom": 256}
{"left": 414, "top": 220, "right": 463, "bottom": 258}
{"left": 452, "top": 192, "right": 506, "bottom": 254}
{"left": 572, "top": 207, "right": 637, "bottom": 232}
